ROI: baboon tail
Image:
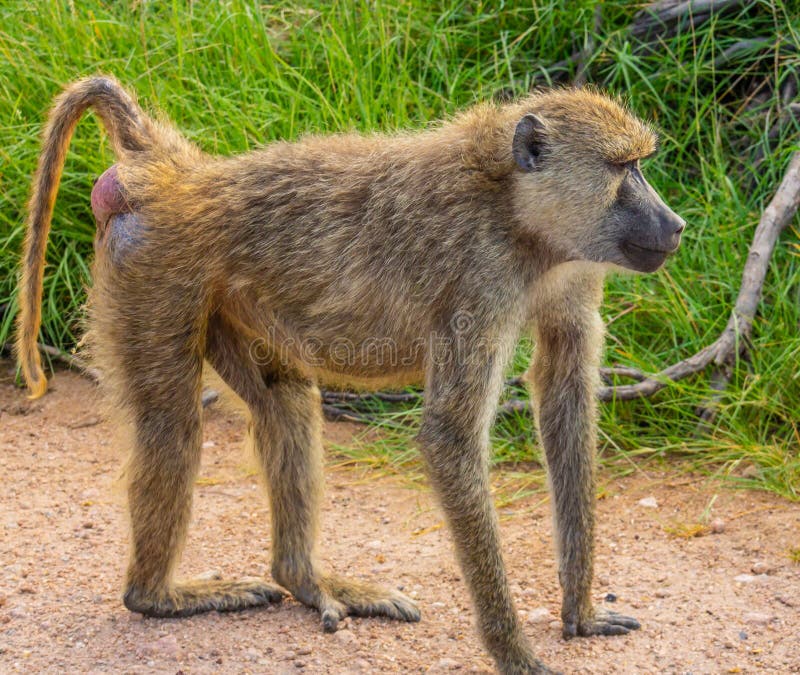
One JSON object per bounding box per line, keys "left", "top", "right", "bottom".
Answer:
{"left": 17, "top": 75, "right": 154, "bottom": 398}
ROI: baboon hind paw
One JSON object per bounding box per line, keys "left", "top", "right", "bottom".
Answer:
{"left": 290, "top": 573, "right": 420, "bottom": 632}
{"left": 124, "top": 577, "right": 286, "bottom": 618}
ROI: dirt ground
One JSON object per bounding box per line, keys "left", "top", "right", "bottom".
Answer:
{"left": 1, "top": 365, "right": 799, "bottom": 674}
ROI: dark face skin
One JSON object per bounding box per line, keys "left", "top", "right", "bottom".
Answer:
{"left": 601, "top": 159, "right": 685, "bottom": 273}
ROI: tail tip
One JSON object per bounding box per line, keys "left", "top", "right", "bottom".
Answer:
{"left": 25, "top": 366, "right": 48, "bottom": 400}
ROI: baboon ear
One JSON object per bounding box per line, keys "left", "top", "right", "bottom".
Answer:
{"left": 512, "top": 113, "right": 547, "bottom": 172}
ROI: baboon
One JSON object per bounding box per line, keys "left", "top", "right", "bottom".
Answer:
{"left": 18, "top": 76, "right": 684, "bottom": 674}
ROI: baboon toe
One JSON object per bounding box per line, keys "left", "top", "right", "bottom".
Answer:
{"left": 563, "top": 607, "right": 641, "bottom": 640}
{"left": 297, "top": 574, "right": 420, "bottom": 632}
{"left": 124, "top": 577, "right": 286, "bottom": 618}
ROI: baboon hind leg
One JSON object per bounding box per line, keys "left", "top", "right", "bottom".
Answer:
{"left": 118, "top": 304, "right": 283, "bottom": 618}
{"left": 205, "top": 312, "right": 419, "bottom": 632}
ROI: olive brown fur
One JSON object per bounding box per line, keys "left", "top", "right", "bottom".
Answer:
{"left": 17, "top": 76, "right": 684, "bottom": 674}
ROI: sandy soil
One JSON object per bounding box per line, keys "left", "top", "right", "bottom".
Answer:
{"left": 1, "top": 365, "right": 799, "bottom": 674}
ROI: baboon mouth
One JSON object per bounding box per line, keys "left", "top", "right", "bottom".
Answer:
{"left": 622, "top": 242, "right": 674, "bottom": 255}
{"left": 619, "top": 241, "right": 671, "bottom": 272}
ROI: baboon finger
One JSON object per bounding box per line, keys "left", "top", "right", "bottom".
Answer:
{"left": 321, "top": 601, "right": 347, "bottom": 633}
{"left": 602, "top": 611, "right": 641, "bottom": 630}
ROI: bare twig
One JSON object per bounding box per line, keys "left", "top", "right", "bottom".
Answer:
{"left": 631, "top": 0, "right": 747, "bottom": 40}
{"left": 602, "top": 152, "right": 800, "bottom": 402}
{"left": 495, "top": 152, "right": 800, "bottom": 415}
{"left": 321, "top": 403, "right": 381, "bottom": 425}
{"left": 2, "top": 341, "right": 102, "bottom": 382}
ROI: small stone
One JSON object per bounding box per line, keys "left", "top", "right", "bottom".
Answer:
{"left": 139, "top": 634, "right": 181, "bottom": 661}
{"left": 246, "top": 647, "right": 261, "bottom": 662}
{"left": 734, "top": 574, "right": 757, "bottom": 584}
{"left": 436, "top": 658, "right": 461, "bottom": 670}
{"left": 0, "top": 593, "right": 6, "bottom": 608}
{"left": 775, "top": 594, "right": 796, "bottom": 608}
{"left": 296, "top": 646, "right": 312, "bottom": 656}
{"left": 334, "top": 630, "right": 355, "bottom": 645}
{"left": 202, "top": 440, "right": 216, "bottom": 448}
{"left": 18, "top": 585, "right": 35, "bottom": 595}
{"left": 548, "top": 620, "right": 561, "bottom": 630}
{"left": 82, "top": 522, "right": 93, "bottom": 529}
{"left": 655, "top": 589, "right": 670, "bottom": 598}
{"left": 739, "top": 631, "right": 748, "bottom": 640}
{"left": 366, "top": 540, "right": 382, "bottom": 550}
{"left": 710, "top": 518, "right": 726, "bottom": 534}
{"left": 743, "top": 612, "right": 773, "bottom": 626}
{"left": 605, "top": 593, "right": 617, "bottom": 603}
{"left": 638, "top": 497, "right": 658, "bottom": 508}
{"left": 750, "top": 561, "right": 770, "bottom": 575}
{"left": 526, "top": 608, "right": 551, "bottom": 624}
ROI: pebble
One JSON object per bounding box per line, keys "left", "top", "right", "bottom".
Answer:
{"left": 526, "top": 607, "right": 551, "bottom": 624}
{"left": 734, "top": 574, "right": 762, "bottom": 584}
{"left": 334, "top": 629, "right": 355, "bottom": 645}
{"left": 0, "top": 593, "right": 6, "bottom": 608}
{"left": 750, "top": 561, "right": 770, "bottom": 575}
{"left": 366, "top": 540, "right": 383, "bottom": 550}
{"left": 139, "top": 634, "right": 181, "bottom": 661}
{"left": 710, "top": 518, "right": 726, "bottom": 533}
{"left": 605, "top": 593, "right": 617, "bottom": 603}
{"left": 654, "top": 589, "right": 670, "bottom": 598}
{"left": 743, "top": 612, "right": 773, "bottom": 625}
{"left": 435, "top": 657, "right": 461, "bottom": 670}
{"left": 296, "top": 646, "right": 312, "bottom": 655}
{"left": 638, "top": 497, "right": 658, "bottom": 508}
{"left": 246, "top": 647, "right": 261, "bottom": 662}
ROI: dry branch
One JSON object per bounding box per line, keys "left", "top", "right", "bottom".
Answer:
{"left": 495, "top": 152, "right": 800, "bottom": 418}
{"left": 630, "top": 0, "right": 747, "bottom": 40}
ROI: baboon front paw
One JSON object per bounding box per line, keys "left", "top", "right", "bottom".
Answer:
{"left": 290, "top": 573, "right": 420, "bottom": 632}
{"left": 562, "top": 606, "right": 640, "bottom": 639}
{"left": 124, "top": 577, "right": 286, "bottom": 618}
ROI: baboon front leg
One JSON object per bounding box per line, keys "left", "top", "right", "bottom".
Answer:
{"left": 205, "top": 314, "right": 418, "bottom": 631}
{"left": 121, "top": 311, "right": 282, "bottom": 618}
{"left": 529, "top": 306, "right": 640, "bottom": 640}
{"left": 419, "top": 355, "right": 556, "bottom": 674}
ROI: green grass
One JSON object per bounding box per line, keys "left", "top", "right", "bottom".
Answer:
{"left": 1, "top": 1, "right": 799, "bottom": 498}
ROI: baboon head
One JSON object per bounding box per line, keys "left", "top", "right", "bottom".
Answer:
{"left": 510, "top": 89, "right": 685, "bottom": 273}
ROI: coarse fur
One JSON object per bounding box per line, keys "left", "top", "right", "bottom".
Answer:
{"left": 17, "top": 76, "right": 684, "bottom": 674}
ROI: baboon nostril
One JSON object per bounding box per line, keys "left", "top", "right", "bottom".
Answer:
{"left": 674, "top": 219, "right": 686, "bottom": 235}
